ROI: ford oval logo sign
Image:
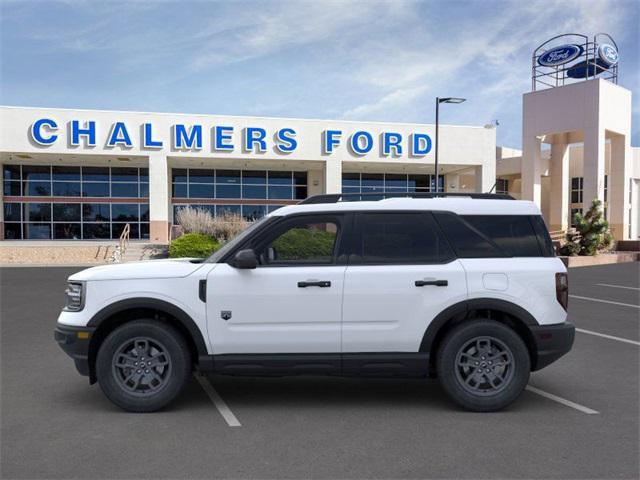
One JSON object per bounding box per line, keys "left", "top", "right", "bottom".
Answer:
{"left": 598, "top": 44, "right": 618, "bottom": 67}
{"left": 538, "top": 44, "right": 583, "bottom": 67}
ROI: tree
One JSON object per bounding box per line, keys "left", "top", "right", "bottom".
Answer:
{"left": 560, "top": 199, "right": 614, "bottom": 256}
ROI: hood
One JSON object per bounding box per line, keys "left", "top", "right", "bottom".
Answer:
{"left": 69, "top": 258, "right": 207, "bottom": 282}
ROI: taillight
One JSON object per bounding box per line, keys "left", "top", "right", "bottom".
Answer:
{"left": 556, "top": 272, "right": 568, "bottom": 311}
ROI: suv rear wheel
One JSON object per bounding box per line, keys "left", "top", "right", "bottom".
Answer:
{"left": 96, "top": 320, "right": 191, "bottom": 412}
{"left": 437, "top": 319, "right": 530, "bottom": 412}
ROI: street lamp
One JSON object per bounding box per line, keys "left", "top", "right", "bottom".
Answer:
{"left": 435, "top": 97, "right": 466, "bottom": 193}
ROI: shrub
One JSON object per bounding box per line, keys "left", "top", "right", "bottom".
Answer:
{"left": 560, "top": 199, "right": 614, "bottom": 256}
{"left": 176, "top": 207, "right": 250, "bottom": 243}
{"left": 272, "top": 228, "right": 336, "bottom": 261}
{"left": 169, "top": 233, "right": 220, "bottom": 259}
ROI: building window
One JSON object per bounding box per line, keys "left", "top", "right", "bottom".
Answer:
{"left": 3, "top": 164, "right": 149, "bottom": 240}
{"left": 496, "top": 178, "right": 509, "bottom": 195}
{"left": 570, "top": 177, "right": 583, "bottom": 204}
{"left": 341, "top": 173, "right": 443, "bottom": 196}
{"left": 171, "top": 168, "right": 307, "bottom": 223}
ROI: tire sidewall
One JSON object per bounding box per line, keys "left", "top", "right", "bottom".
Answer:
{"left": 96, "top": 320, "right": 190, "bottom": 412}
{"left": 437, "top": 320, "right": 530, "bottom": 412}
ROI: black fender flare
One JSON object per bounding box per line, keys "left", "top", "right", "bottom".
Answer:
{"left": 419, "top": 298, "right": 539, "bottom": 353}
{"left": 87, "top": 297, "right": 209, "bottom": 357}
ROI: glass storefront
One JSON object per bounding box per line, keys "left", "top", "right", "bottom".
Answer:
{"left": 342, "top": 172, "right": 444, "bottom": 195}
{"left": 3, "top": 165, "right": 149, "bottom": 240}
{"left": 171, "top": 168, "right": 307, "bottom": 222}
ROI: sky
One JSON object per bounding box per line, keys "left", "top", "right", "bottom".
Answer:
{"left": 1, "top": 0, "right": 638, "bottom": 148}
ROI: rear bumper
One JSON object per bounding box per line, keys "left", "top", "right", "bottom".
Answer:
{"left": 54, "top": 324, "right": 95, "bottom": 377}
{"left": 530, "top": 320, "right": 575, "bottom": 371}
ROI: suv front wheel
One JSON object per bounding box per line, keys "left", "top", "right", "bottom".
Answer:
{"left": 437, "top": 319, "right": 530, "bottom": 412}
{"left": 96, "top": 320, "right": 191, "bottom": 412}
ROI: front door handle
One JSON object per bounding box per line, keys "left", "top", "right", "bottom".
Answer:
{"left": 298, "top": 280, "right": 331, "bottom": 288}
{"left": 415, "top": 279, "right": 448, "bottom": 287}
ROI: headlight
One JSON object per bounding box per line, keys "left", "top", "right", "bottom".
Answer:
{"left": 63, "top": 282, "right": 85, "bottom": 312}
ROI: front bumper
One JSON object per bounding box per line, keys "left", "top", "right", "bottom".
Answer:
{"left": 529, "top": 320, "right": 575, "bottom": 371}
{"left": 54, "top": 324, "right": 95, "bottom": 377}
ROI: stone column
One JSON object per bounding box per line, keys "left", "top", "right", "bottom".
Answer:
{"left": 549, "top": 135, "right": 570, "bottom": 231}
{"left": 307, "top": 169, "right": 324, "bottom": 197}
{"left": 148, "top": 153, "right": 170, "bottom": 244}
{"left": 582, "top": 126, "right": 606, "bottom": 209}
{"left": 609, "top": 134, "right": 631, "bottom": 240}
{"left": 324, "top": 159, "right": 342, "bottom": 194}
{"left": 474, "top": 162, "right": 495, "bottom": 193}
{"left": 522, "top": 135, "right": 543, "bottom": 206}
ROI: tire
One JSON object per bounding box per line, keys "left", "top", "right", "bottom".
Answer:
{"left": 96, "top": 320, "right": 191, "bottom": 412}
{"left": 436, "top": 319, "right": 530, "bottom": 412}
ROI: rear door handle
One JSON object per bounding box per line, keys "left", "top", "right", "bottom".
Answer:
{"left": 298, "top": 280, "right": 331, "bottom": 288}
{"left": 415, "top": 279, "right": 448, "bottom": 287}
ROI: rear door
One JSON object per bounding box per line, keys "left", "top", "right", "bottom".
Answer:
{"left": 341, "top": 212, "right": 467, "bottom": 354}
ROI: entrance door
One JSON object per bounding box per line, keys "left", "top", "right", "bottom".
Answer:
{"left": 206, "top": 214, "right": 346, "bottom": 357}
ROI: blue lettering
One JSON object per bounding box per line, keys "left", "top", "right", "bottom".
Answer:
{"left": 107, "top": 122, "right": 133, "bottom": 147}
{"left": 173, "top": 124, "right": 203, "bottom": 149}
{"left": 30, "top": 118, "right": 58, "bottom": 145}
{"left": 411, "top": 133, "right": 432, "bottom": 156}
{"left": 244, "top": 127, "right": 267, "bottom": 152}
{"left": 323, "top": 130, "right": 342, "bottom": 154}
{"left": 143, "top": 123, "right": 163, "bottom": 148}
{"left": 275, "top": 128, "right": 297, "bottom": 153}
{"left": 214, "top": 126, "right": 234, "bottom": 151}
{"left": 350, "top": 131, "right": 373, "bottom": 155}
{"left": 71, "top": 120, "right": 96, "bottom": 147}
{"left": 383, "top": 132, "right": 403, "bottom": 156}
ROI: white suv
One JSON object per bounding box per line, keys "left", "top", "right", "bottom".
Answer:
{"left": 55, "top": 193, "right": 574, "bottom": 412}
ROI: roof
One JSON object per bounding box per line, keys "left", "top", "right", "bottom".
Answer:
{"left": 271, "top": 197, "right": 541, "bottom": 216}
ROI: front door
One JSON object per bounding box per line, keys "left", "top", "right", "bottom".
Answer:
{"left": 206, "top": 214, "right": 346, "bottom": 356}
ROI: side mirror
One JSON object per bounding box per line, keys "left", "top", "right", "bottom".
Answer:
{"left": 231, "top": 249, "right": 258, "bottom": 269}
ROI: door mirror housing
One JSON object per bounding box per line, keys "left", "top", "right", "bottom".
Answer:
{"left": 231, "top": 249, "right": 258, "bottom": 269}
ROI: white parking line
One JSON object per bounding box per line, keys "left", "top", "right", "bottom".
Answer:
{"left": 195, "top": 374, "right": 242, "bottom": 427}
{"left": 596, "top": 283, "right": 640, "bottom": 291}
{"left": 526, "top": 385, "right": 599, "bottom": 415}
{"left": 569, "top": 294, "right": 640, "bottom": 309}
{"left": 576, "top": 328, "right": 640, "bottom": 346}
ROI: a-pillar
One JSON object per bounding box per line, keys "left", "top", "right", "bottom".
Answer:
{"left": 609, "top": 133, "right": 631, "bottom": 240}
{"left": 582, "top": 126, "right": 606, "bottom": 210}
{"left": 148, "top": 153, "right": 170, "bottom": 244}
{"left": 324, "top": 159, "right": 342, "bottom": 194}
{"left": 549, "top": 135, "right": 570, "bottom": 231}
{"left": 522, "top": 135, "right": 543, "bottom": 207}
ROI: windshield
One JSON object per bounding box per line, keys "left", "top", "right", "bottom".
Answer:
{"left": 206, "top": 215, "right": 273, "bottom": 263}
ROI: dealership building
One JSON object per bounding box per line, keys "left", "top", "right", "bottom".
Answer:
{"left": 0, "top": 34, "right": 638, "bottom": 246}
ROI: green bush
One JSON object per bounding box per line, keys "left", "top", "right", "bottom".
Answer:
{"left": 169, "top": 233, "right": 220, "bottom": 259}
{"left": 560, "top": 199, "right": 614, "bottom": 256}
{"left": 272, "top": 228, "right": 336, "bottom": 261}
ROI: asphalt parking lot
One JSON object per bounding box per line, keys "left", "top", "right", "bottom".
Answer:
{"left": 1, "top": 263, "right": 638, "bottom": 479}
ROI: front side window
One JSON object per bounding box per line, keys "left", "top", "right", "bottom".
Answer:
{"left": 258, "top": 216, "right": 340, "bottom": 265}
{"left": 353, "top": 213, "right": 454, "bottom": 264}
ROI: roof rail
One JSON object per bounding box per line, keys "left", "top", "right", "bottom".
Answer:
{"left": 299, "top": 192, "right": 515, "bottom": 204}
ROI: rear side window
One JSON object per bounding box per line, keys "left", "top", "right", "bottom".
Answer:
{"left": 462, "top": 215, "right": 542, "bottom": 257}
{"left": 433, "top": 212, "right": 504, "bottom": 258}
{"left": 530, "top": 215, "right": 555, "bottom": 257}
{"left": 352, "top": 212, "right": 454, "bottom": 264}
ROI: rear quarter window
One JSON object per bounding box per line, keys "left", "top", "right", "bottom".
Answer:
{"left": 461, "top": 215, "right": 542, "bottom": 257}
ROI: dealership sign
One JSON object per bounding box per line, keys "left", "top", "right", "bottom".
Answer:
{"left": 598, "top": 43, "right": 618, "bottom": 67}
{"left": 29, "top": 118, "right": 433, "bottom": 157}
{"left": 537, "top": 44, "right": 583, "bottom": 67}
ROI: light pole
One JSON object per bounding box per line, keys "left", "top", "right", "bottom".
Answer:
{"left": 435, "top": 97, "right": 466, "bottom": 193}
